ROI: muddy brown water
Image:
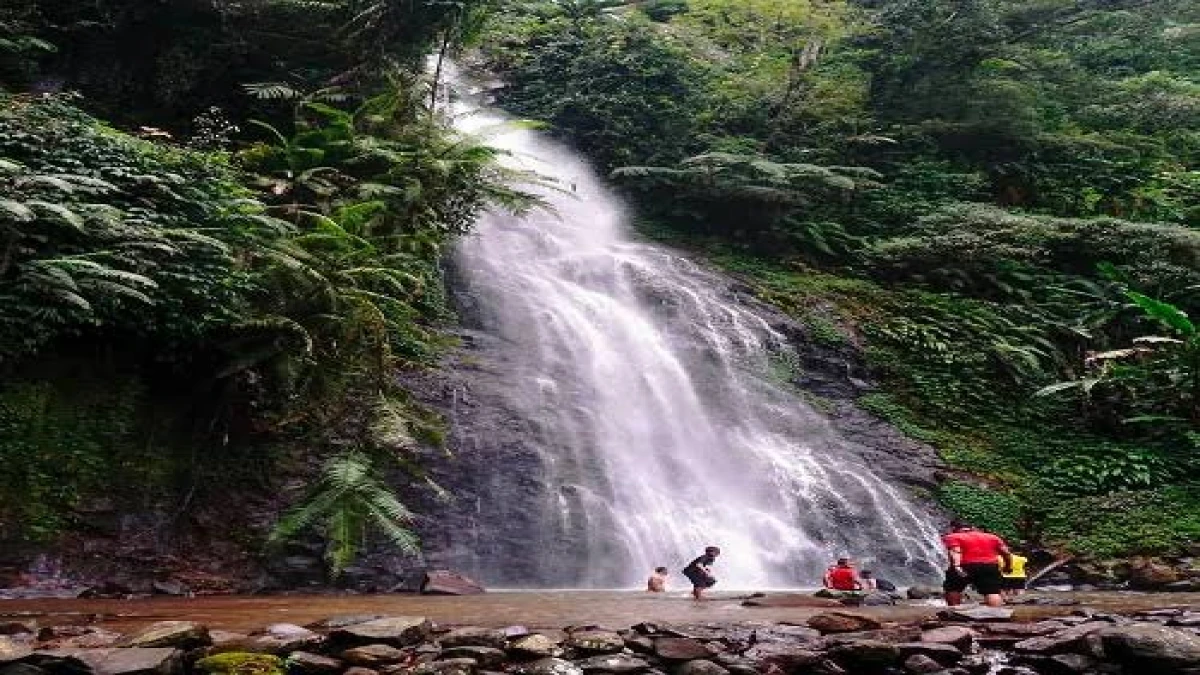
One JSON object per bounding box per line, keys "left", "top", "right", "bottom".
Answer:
{"left": 2, "top": 591, "right": 1198, "bottom": 634}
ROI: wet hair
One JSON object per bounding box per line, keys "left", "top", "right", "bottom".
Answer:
{"left": 861, "top": 570, "right": 874, "bottom": 577}
{"left": 949, "top": 519, "right": 971, "bottom": 530}
{"left": 654, "top": 566, "right": 668, "bottom": 574}
{"left": 837, "top": 557, "right": 851, "bottom": 565}
{"left": 705, "top": 546, "right": 721, "bottom": 556}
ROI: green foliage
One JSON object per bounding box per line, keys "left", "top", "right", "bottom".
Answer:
{"left": 270, "top": 452, "right": 420, "bottom": 578}
{"left": 1043, "top": 486, "right": 1200, "bottom": 558}
{"left": 937, "top": 481, "right": 1023, "bottom": 542}
{"left": 197, "top": 653, "right": 283, "bottom": 675}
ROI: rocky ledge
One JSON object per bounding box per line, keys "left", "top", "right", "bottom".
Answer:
{"left": 1, "top": 606, "right": 1199, "bottom": 675}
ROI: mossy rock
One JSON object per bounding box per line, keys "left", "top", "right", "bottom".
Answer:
{"left": 196, "top": 652, "right": 284, "bottom": 675}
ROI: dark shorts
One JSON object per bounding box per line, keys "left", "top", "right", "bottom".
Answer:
{"left": 1002, "top": 576, "right": 1027, "bottom": 591}
{"left": 683, "top": 568, "right": 716, "bottom": 589}
{"left": 943, "top": 563, "right": 1003, "bottom": 595}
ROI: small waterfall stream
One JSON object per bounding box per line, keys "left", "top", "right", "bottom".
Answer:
{"left": 443, "top": 74, "right": 943, "bottom": 589}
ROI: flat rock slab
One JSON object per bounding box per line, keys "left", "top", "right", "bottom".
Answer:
{"left": 572, "top": 654, "right": 650, "bottom": 674}
{"left": 439, "top": 647, "right": 506, "bottom": 669}
{"left": 896, "top": 642, "right": 963, "bottom": 666}
{"left": 410, "top": 658, "right": 478, "bottom": 675}
{"left": 514, "top": 658, "right": 584, "bottom": 675}
{"left": 1014, "top": 623, "right": 1109, "bottom": 655}
{"left": 807, "top": 612, "right": 882, "bottom": 634}
{"left": 653, "top": 638, "right": 714, "bottom": 661}
{"left": 742, "top": 595, "right": 842, "bottom": 609}
{"left": 937, "top": 608, "right": 1014, "bottom": 622}
{"left": 286, "top": 652, "right": 343, "bottom": 675}
{"left": 1096, "top": 624, "right": 1200, "bottom": 672}
{"left": 422, "top": 571, "right": 485, "bottom": 596}
{"left": 508, "top": 634, "right": 560, "bottom": 659}
{"left": 332, "top": 617, "right": 432, "bottom": 647}
{"left": 675, "top": 661, "right": 729, "bottom": 675}
{"left": 919, "top": 626, "right": 976, "bottom": 650}
{"left": 35, "top": 648, "right": 182, "bottom": 675}
{"left": 121, "top": 622, "right": 210, "bottom": 649}
{"left": 440, "top": 629, "right": 506, "bottom": 650}
{"left": 0, "top": 638, "right": 32, "bottom": 663}
{"left": 564, "top": 631, "right": 624, "bottom": 655}
{"left": 342, "top": 645, "right": 408, "bottom": 666}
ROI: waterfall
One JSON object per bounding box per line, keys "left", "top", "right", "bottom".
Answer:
{"left": 439, "top": 73, "right": 944, "bottom": 589}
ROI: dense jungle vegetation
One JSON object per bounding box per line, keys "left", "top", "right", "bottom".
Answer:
{"left": 0, "top": 0, "right": 1196, "bottom": 578}
{"left": 477, "top": 0, "right": 1199, "bottom": 558}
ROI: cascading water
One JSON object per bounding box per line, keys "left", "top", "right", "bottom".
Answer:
{"left": 437, "top": 73, "right": 944, "bottom": 589}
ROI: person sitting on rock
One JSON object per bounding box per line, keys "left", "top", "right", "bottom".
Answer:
{"left": 942, "top": 519, "right": 1013, "bottom": 608}
{"left": 823, "top": 557, "right": 864, "bottom": 591}
{"left": 682, "top": 546, "right": 720, "bottom": 600}
{"left": 860, "top": 570, "right": 897, "bottom": 592}
{"left": 647, "top": 566, "right": 669, "bottom": 593}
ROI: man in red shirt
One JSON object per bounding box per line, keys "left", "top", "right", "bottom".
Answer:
{"left": 942, "top": 520, "right": 1013, "bottom": 607}
{"left": 823, "top": 557, "right": 864, "bottom": 591}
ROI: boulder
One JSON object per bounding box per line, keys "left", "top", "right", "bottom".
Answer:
{"left": 826, "top": 640, "right": 901, "bottom": 671}
{"left": 1095, "top": 624, "right": 1200, "bottom": 673}
{"left": 37, "top": 648, "right": 183, "bottom": 675}
{"left": 906, "top": 586, "right": 943, "bottom": 600}
{"left": 122, "top": 622, "right": 211, "bottom": 649}
{"left": 342, "top": 645, "right": 408, "bottom": 667}
{"left": 439, "top": 648, "right": 506, "bottom": 669}
{"left": 896, "top": 643, "right": 963, "bottom": 666}
{"left": 0, "top": 637, "right": 32, "bottom": 663}
{"left": 565, "top": 631, "right": 625, "bottom": 655}
{"left": 902, "top": 654, "right": 943, "bottom": 674}
{"left": 624, "top": 637, "right": 653, "bottom": 654}
{"left": 332, "top": 617, "right": 432, "bottom": 647}
{"left": 1129, "top": 560, "right": 1181, "bottom": 590}
{"left": 675, "top": 661, "right": 729, "bottom": 675}
{"left": 572, "top": 655, "right": 650, "bottom": 674}
{"left": 1013, "top": 623, "right": 1108, "bottom": 655}
{"left": 860, "top": 592, "right": 896, "bottom": 607}
{"left": 285, "top": 652, "right": 343, "bottom": 675}
{"left": 509, "top": 635, "right": 560, "bottom": 659}
{"left": 41, "top": 629, "right": 122, "bottom": 650}
{"left": 807, "top": 613, "right": 882, "bottom": 634}
{"left": 653, "top": 639, "right": 714, "bottom": 661}
{"left": 743, "top": 644, "right": 823, "bottom": 672}
{"left": 936, "top": 608, "right": 1013, "bottom": 623}
{"left": 1045, "top": 653, "right": 1097, "bottom": 675}
{"left": 919, "top": 627, "right": 975, "bottom": 650}
{"left": 440, "top": 629, "right": 506, "bottom": 650}
{"left": 827, "top": 627, "right": 919, "bottom": 644}
{"left": 150, "top": 581, "right": 189, "bottom": 597}
{"left": 307, "top": 616, "right": 384, "bottom": 630}
{"left": 513, "top": 658, "right": 584, "bottom": 675}
{"left": 742, "top": 595, "right": 841, "bottom": 609}
{"left": 421, "top": 571, "right": 485, "bottom": 596}
{"left": 410, "top": 659, "right": 478, "bottom": 675}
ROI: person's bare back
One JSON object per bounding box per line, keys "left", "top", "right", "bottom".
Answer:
{"left": 647, "top": 567, "right": 668, "bottom": 592}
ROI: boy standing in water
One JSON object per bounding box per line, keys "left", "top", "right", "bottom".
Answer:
{"left": 682, "top": 546, "right": 721, "bottom": 600}
{"left": 1002, "top": 552, "right": 1029, "bottom": 600}
{"left": 647, "top": 567, "right": 669, "bottom": 592}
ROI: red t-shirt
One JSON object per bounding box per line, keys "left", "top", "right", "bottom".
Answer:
{"left": 826, "top": 566, "right": 859, "bottom": 591}
{"left": 942, "top": 530, "right": 1006, "bottom": 564}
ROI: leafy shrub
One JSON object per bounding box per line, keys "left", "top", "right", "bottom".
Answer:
{"left": 1043, "top": 487, "right": 1200, "bottom": 558}
{"left": 937, "top": 481, "right": 1022, "bottom": 542}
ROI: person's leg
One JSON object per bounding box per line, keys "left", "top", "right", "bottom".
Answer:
{"left": 692, "top": 585, "right": 702, "bottom": 601}
{"left": 943, "top": 567, "right": 968, "bottom": 606}
{"left": 970, "top": 564, "right": 1005, "bottom": 607}
{"left": 944, "top": 591, "right": 964, "bottom": 606}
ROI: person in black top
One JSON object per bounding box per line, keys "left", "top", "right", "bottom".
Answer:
{"left": 682, "top": 546, "right": 721, "bottom": 600}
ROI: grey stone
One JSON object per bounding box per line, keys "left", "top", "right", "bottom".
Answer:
{"left": 307, "top": 616, "right": 384, "bottom": 630}
{"left": 624, "top": 637, "right": 654, "bottom": 654}
{"left": 333, "top": 617, "right": 432, "bottom": 647}
{"left": 808, "top": 612, "right": 882, "bottom": 634}
{"left": 440, "top": 648, "right": 506, "bottom": 669}
{"left": 903, "top": 654, "right": 944, "bottom": 674}
{"left": 565, "top": 632, "right": 625, "bottom": 655}
{"left": 1014, "top": 623, "right": 1109, "bottom": 655}
{"left": 150, "top": 581, "right": 188, "bottom": 597}
{"left": 906, "top": 586, "right": 943, "bottom": 600}
{"left": 919, "top": 627, "right": 975, "bottom": 650}
{"left": 743, "top": 644, "right": 823, "bottom": 672}
{"left": 653, "top": 639, "right": 714, "bottom": 662}
{"left": 509, "top": 635, "right": 560, "bottom": 659}
{"left": 897, "top": 643, "right": 963, "bottom": 665}
{"left": 826, "top": 640, "right": 902, "bottom": 671}
{"left": 1095, "top": 624, "right": 1200, "bottom": 673}
{"left": 121, "top": 622, "right": 211, "bottom": 649}
{"left": 342, "top": 645, "right": 409, "bottom": 666}
{"left": 35, "top": 648, "right": 183, "bottom": 675}
{"left": 0, "top": 637, "right": 32, "bottom": 664}
{"left": 675, "top": 661, "right": 729, "bottom": 675}
{"left": 572, "top": 654, "right": 650, "bottom": 674}
{"left": 421, "top": 571, "right": 485, "bottom": 596}
{"left": 1046, "top": 653, "right": 1096, "bottom": 674}
{"left": 286, "top": 652, "right": 343, "bottom": 675}
{"left": 861, "top": 592, "right": 897, "bottom": 606}
{"left": 441, "top": 629, "right": 507, "bottom": 650}
{"left": 411, "top": 659, "right": 478, "bottom": 675}
{"left": 514, "top": 658, "right": 584, "bottom": 675}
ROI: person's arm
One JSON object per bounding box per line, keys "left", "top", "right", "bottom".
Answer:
{"left": 852, "top": 570, "right": 864, "bottom": 591}
{"left": 822, "top": 569, "right": 833, "bottom": 588}
{"left": 947, "top": 545, "right": 964, "bottom": 575}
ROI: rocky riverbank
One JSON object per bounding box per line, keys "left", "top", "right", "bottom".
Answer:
{"left": 2, "top": 601, "right": 1199, "bottom": 675}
